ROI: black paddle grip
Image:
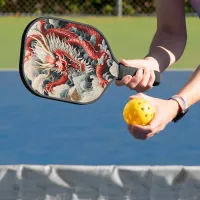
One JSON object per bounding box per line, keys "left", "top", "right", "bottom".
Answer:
{"left": 117, "top": 63, "right": 160, "bottom": 86}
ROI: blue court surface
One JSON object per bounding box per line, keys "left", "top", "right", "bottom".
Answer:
{"left": 0, "top": 70, "right": 199, "bottom": 166}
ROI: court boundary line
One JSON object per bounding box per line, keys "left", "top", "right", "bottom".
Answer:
{"left": 166, "top": 68, "right": 194, "bottom": 71}
{"left": 0, "top": 68, "right": 194, "bottom": 72}
{"left": 0, "top": 68, "right": 18, "bottom": 71}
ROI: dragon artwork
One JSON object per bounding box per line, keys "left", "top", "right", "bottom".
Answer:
{"left": 23, "top": 18, "right": 117, "bottom": 103}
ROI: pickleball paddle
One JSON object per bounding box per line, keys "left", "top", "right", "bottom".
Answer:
{"left": 19, "top": 16, "right": 160, "bottom": 105}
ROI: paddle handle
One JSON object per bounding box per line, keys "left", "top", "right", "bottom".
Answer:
{"left": 117, "top": 63, "right": 160, "bottom": 86}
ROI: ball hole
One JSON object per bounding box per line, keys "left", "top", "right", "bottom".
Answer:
{"left": 145, "top": 114, "right": 148, "bottom": 117}
{"left": 141, "top": 108, "right": 144, "bottom": 111}
{"left": 138, "top": 102, "right": 141, "bottom": 105}
{"left": 148, "top": 107, "right": 150, "bottom": 110}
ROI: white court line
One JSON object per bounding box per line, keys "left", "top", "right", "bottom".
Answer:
{"left": 0, "top": 68, "right": 195, "bottom": 72}
{"left": 0, "top": 68, "right": 18, "bottom": 71}
{"left": 166, "top": 68, "right": 194, "bottom": 71}
{"left": 0, "top": 68, "right": 194, "bottom": 72}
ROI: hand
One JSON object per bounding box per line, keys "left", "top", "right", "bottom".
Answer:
{"left": 115, "top": 57, "right": 160, "bottom": 92}
{"left": 126, "top": 93, "right": 180, "bottom": 140}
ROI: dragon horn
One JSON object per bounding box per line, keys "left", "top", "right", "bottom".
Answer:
{"left": 30, "top": 35, "right": 50, "bottom": 55}
{"left": 34, "top": 30, "right": 50, "bottom": 51}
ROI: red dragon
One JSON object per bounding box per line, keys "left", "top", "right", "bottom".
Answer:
{"left": 25, "top": 20, "right": 110, "bottom": 93}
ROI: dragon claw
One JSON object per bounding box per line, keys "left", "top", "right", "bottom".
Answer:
{"left": 24, "top": 52, "right": 32, "bottom": 62}
{"left": 99, "top": 79, "right": 108, "bottom": 88}
{"left": 45, "top": 83, "right": 55, "bottom": 93}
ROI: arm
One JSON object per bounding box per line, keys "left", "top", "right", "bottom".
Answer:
{"left": 115, "top": 0, "right": 187, "bottom": 92}
{"left": 127, "top": 66, "right": 200, "bottom": 140}
{"left": 145, "top": 0, "right": 187, "bottom": 72}
{"left": 176, "top": 66, "right": 200, "bottom": 108}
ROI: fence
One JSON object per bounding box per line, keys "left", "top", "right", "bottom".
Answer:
{"left": 0, "top": 0, "right": 195, "bottom": 16}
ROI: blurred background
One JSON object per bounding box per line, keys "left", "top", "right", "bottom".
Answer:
{"left": 0, "top": 1, "right": 200, "bottom": 165}
{"left": 0, "top": 0, "right": 195, "bottom": 16}
{"left": 0, "top": 0, "right": 200, "bottom": 70}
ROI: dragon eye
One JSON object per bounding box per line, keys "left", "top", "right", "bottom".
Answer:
{"left": 55, "top": 64, "right": 58, "bottom": 68}
{"left": 55, "top": 55, "right": 59, "bottom": 60}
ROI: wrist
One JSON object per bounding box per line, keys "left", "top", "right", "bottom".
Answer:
{"left": 144, "top": 56, "right": 160, "bottom": 72}
{"left": 168, "top": 99, "right": 182, "bottom": 118}
{"left": 145, "top": 46, "right": 176, "bottom": 72}
{"left": 168, "top": 95, "right": 189, "bottom": 123}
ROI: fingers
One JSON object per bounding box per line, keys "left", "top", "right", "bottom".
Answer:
{"left": 120, "top": 59, "right": 146, "bottom": 68}
{"left": 128, "top": 124, "right": 160, "bottom": 140}
{"left": 127, "top": 111, "right": 165, "bottom": 140}
{"left": 115, "top": 63, "right": 156, "bottom": 92}
{"left": 115, "top": 75, "right": 132, "bottom": 86}
{"left": 115, "top": 59, "right": 145, "bottom": 87}
{"left": 134, "top": 69, "right": 153, "bottom": 92}
{"left": 128, "top": 118, "right": 166, "bottom": 140}
{"left": 125, "top": 95, "right": 170, "bottom": 140}
{"left": 138, "top": 68, "right": 151, "bottom": 88}
{"left": 127, "top": 69, "right": 143, "bottom": 89}
{"left": 115, "top": 68, "right": 144, "bottom": 88}
{"left": 148, "top": 70, "right": 156, "bottom": 88}
{"left": 127, "top": 124, "right": 148, "bottom": 140}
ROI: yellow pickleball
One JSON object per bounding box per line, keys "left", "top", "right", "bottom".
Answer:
{"left": 123, "top": 98, "right": 155, "bottom": 126}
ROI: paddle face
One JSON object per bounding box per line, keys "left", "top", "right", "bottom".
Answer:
{"left": 19, "top": 17, "right": 118, "bottom": 105}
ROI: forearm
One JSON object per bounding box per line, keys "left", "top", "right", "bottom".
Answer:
{"left": 176, "top": 66, "right": 200, "bottom": 107}
{"left": 145, "top": 30, "right": 187, "bottom": 72}
{"left": 145, "top": 0, "right": 187, "bottom": 73}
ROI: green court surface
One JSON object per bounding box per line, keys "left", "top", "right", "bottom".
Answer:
{"left": 0, "top": 16, "right": 199, "bottom": 69}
